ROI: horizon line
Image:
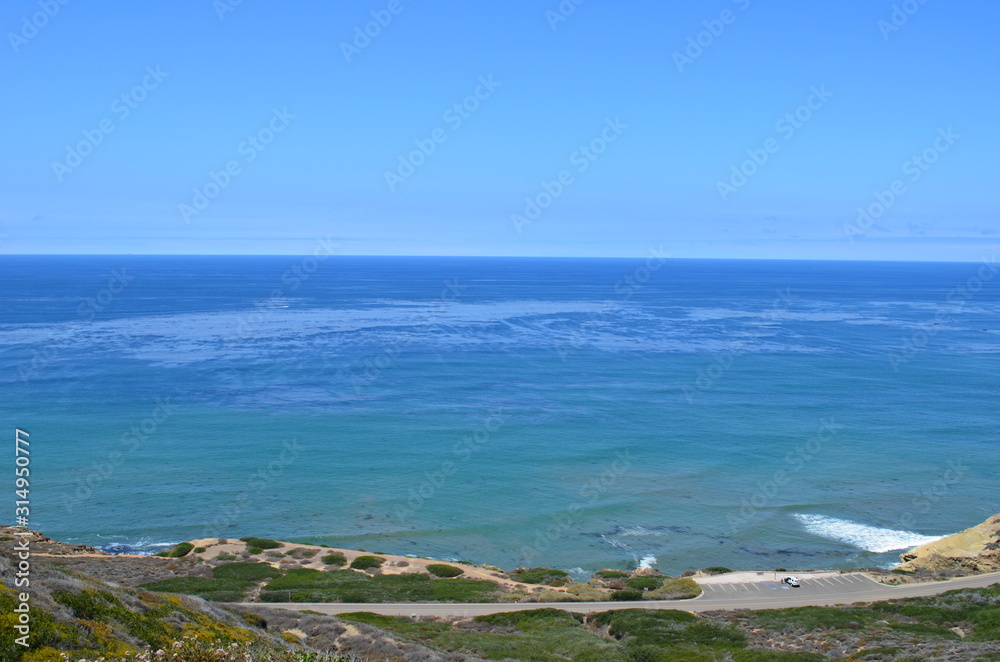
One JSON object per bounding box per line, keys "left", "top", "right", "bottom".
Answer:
{"left": 0, "top": 253, "right": 995, "bottom": 264}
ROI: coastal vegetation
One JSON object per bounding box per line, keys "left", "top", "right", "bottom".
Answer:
{"left": 595, "top": 569, "right": 630, "bottom": 579}
{"left": 510, "top": 567, "right": 570, "bottom": 586}
{"left": 212, "top": 562, "right": 283, "bottom": 582}
{"left": 337, "top": 591, "right": 1000, "bottom": 661}
{"left": 6, "top": 522, "right": 1000, "bottom": 660}
{"left": 347, "top": 555, "right": 385, "bottom": 570}
{"left": 139, "top": 563, "right": 283, "bottom": 601}
{"left": 153, "top": 542, "right": 193, "bottom": 558}
{"left": 4, "top": 544, "right": 1000, "bottom": 661}
{"left": 702, "top": 566, "right": 734, "bottom": 575}
{"left": 240, "top": 537, "right": 283, "bottom": 552}
{"left": 320, "top": 553, "right": 347, "bottom": 567}
{"left": 258, "top": 569, "right": 501, "bottom": 603}
{"left": 340, "top": 607, "right": 816, "bottom": 661}
{"left": 425, "top": 564, "right": 464, "bottom": 578}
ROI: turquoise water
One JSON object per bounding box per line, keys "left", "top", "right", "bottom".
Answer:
{"left": 2, "top": 256, "right": 998, "bottom": 575}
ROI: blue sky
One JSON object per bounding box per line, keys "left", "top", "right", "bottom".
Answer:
{"left": 1, "top": 0, "right": 997, "bottom": 259}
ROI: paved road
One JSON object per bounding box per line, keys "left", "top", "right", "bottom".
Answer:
{"left": 249, "top": 571, "right": 1000, "bottom": 618}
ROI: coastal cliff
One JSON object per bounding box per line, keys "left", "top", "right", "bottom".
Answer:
{"left": 896, "top": 513, "right": 1000, "bottom": 574}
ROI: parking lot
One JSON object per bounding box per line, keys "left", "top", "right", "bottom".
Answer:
{"left": 693, "top": 572, "right": 887, "bottom": 608}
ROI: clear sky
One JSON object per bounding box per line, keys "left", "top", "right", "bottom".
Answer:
{"left": 1, "top": 0, "right": 997, "bottom": 259}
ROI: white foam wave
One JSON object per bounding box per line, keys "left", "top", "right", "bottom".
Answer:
{"left": 637, "top": 555, "right": 657, "bottom": 570}
{"left": 617, "top": 525, "right": 666, "bottom": 537}
{"left": 793, "top": 514, "right": 946, "bottom": 553}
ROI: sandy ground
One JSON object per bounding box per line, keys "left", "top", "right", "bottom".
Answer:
{"left": 185, "top": 537, "right": 543, "bottom": 592}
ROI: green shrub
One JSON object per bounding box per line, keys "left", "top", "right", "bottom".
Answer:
{"left": 343, "top": 608, "right": 619, "bottom": 662}
{"left": 427, "top": 563, "right": 465, "bottom": 578}
{"left": 154, "top": 542, "right": 194, "bottom": 558}
{"left": 565, "top": 582, "right": 607, "bottom": 601}
{"left": 591, "top": 608, "right": 747, "bottom": 654}
{"left": 2, "top": 590, "right": 90, "bottom": 656}
{"left": 350, "top": 555, "right": 386, "bottom": 570}
{"left": 475, "top": 608, "right": 583, "bottom": 629}
{"left": 193, "top": 547, "right": 206, "bottom": 553}
{"left": 212, "top": 562, "right": 282, "bottom": 581}
{"left": 241, "top": 612, "right": 267, "bottom": 629}
{"left": 217, "top": 553, "right": 237, "bottom": 561}
{"left": 321, "top": 552, "right": 347, "bottom": 567}
{"left": 595, "top": 570, "right": 630, "bottom": 579}
{"left": 702, "top": 566, "right": 732, "bottom": 575}
{"left": 240, "top": 537, "right": 282, "bottom": 550}
{"left": 648, "top": 578, "right": 702, "bottom": 600}
{"left": 511, "top": 567, "right": 571, "bottom": 585}
{"left": 52, "top": 589, "right": 177, "bottom": 648}
{"left": 247, "top": 547, "right": 263, "bottom": 554}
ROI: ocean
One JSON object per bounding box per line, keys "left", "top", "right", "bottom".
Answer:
{"left": 2, "top": 255, "right": 998, "bottom": 576}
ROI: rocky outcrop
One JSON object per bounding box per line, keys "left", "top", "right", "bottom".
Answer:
{"left": 0, "top": 525, "right": 103, "bottom": 555}
{"left": 896, "top": 513, "right": 1000, "bottom": 574}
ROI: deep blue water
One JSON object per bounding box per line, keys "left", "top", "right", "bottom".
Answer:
{"left": 1, "top": 256, "right": 998, "bottom": 574}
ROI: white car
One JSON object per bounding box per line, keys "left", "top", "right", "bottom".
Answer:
{"left": 782, "top": 576, "right": 801, "bottom": 587}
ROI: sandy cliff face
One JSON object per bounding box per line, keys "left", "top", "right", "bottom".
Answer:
{"left": 897, "top": 514, "right": 1000, "bottom": 573}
